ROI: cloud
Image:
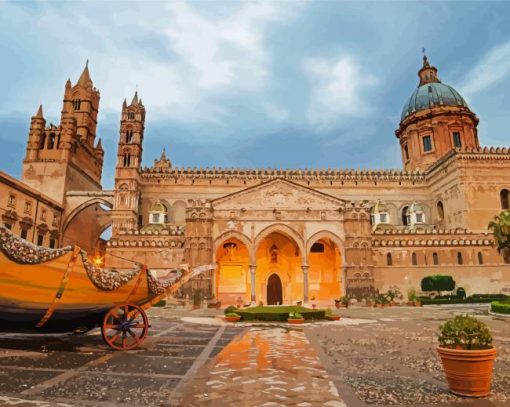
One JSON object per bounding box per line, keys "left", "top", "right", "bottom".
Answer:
{"left": 0, "top": 1, "right": 303, "bottom": 126}
{"left": 459, "top": 41, "right": 510, "bottom": 98}
{"left": 263, "top": 103, "right": 289, "bottom": 122}
{"left": 303, "top": 55, "right": 378, "bottom": 129}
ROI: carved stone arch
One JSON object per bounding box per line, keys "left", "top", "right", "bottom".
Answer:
{"left": 213, "top": 230, "right": 254, "bottom": 264}
{"left": 306, "top": 230, "right": 343, "bottom": 254}
{"left": 63, "top": 197, "right": 113, "bottom": 232}
{"left": 254, "top": 223, "right": 305, "bottom": 264}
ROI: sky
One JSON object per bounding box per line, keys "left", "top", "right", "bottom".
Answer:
{"left": 1, "top": 0, "right": 510, "bottom": 189}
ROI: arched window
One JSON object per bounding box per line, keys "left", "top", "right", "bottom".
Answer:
{"left": 386, "top": 253, "right": 392, "bottom": 266}
{"left": 433, "top": 252, "right": 439, "bottom": 265}
{"left": 73, "top": 99, "right": 81, "bottom": 110}
{"left": 478, "top": 252, "right": 483, "bottom": 265}
{"left": 401, "top": 206, "right": 409, "bottom": 226}
{"left": 39, "top": 133, "right": 46, "bottom": 149}
{"left": 48, "top": 133, "right": 56, "bottom": 149}
{"left": 411, "top": 252, "right": 417, "bottom": 265}
{"left": 437, "top": 201, "right": 445, "bottom": 221}
{"left": 457, "top": 252, "right": 463, "bottom": 265}
{"left": 404, "top": 144, "right": 409, "bottom": 161}
{"left": 501, "top": 189, "right": 509, "bottom": 210}
{"left": 311, "top": 242, "right": 325, "bottom": 253}
{"left": 123, "top": 153, "right": 131, "bottom": 167}
{"left": 126, "top": 130, "right": 133, "bottom": 143}
{"left": 128, "top": 112, "right": 135, "bottom": 120}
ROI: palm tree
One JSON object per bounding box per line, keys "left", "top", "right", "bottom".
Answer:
{"left": 488, "top": 210, "right": 510, "bottom": 263}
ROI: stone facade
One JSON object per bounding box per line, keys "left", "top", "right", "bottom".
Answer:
{"left": 1, "top": 57, "right": 510, "bottom": 305}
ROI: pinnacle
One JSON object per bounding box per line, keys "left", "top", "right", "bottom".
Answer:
{"left": 96, "top": 138, "right": 103, "bottom": 150}
{"left": 35, "top": 104, "right": 44, "bottom": 118}
{"left": 131, "top": 91, "right": 139, "bottom": 106}
{"left": 77, "top": 60, "right": 93, "bottom": 88}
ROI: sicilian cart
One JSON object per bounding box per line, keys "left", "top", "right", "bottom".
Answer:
{"left": 0, "top": 225, "right": 201, "bottom": 350}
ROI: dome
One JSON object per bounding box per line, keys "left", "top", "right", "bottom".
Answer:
{"left": 371, "top": 200, "right": 388, "bottom": 214}
{"left": 401, "top": 82, "right": 469, "bottom": 121}
{"left": 409, "top": 202, "right": 425, "bottom": 213}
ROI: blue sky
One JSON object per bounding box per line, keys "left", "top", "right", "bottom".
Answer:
{"left": 1, "top": 0, "right": 510, "bottom": 189}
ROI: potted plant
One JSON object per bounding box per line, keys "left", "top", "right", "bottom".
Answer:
{"left": 407, "top": 288, "right": 417, "bottom": 306}
{"left": 224, "top": 312, "right": 241, "bottom": 323}
{"left": 296, "top": 299, "right": 303, "bottom": 307}
{"left": 311, "top": 296, "right": 316, "bottom": 309}
{"left": 325, "top": 308, "right": 341, "bottom": 321}
{"left": 386, "top": 290, "right": 397, "bottom": 306}
{"left": 192, "top": 289, "right": 202, "bottom": 310}
{"left": 437, "top": 315, "right": 497, "bottom": 397}
{"left": 334, "top": 298, "right": 341, "bottom": 308}
{"left": 287, "top": 311, "right": 305, "bottom": 324}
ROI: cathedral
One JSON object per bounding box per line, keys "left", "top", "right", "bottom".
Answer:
{"left": 1, "top": 55, "right": 510, "bottom": 306}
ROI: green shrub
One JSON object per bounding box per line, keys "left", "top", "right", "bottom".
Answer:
{"left": 407, "top": 288, "right": 417, "bottom": 302}
{"left": 471, "top": 294, "right": 508, "bottom": 300}
{"left": 421, "top": 275, "right": 456, "bottom": 295}
{"left": 491, "top": 301, "right": 510, "bottom": 314}
{"left": 324, "top": 308, "right": 333, "bottom": 316}
{"left": 456, "top": 287, "right": 466, "bottom": 299}
{"left": 225, "top": 312, "right": 239, "bottom": 317}
{"left": 438, "top": 315, "right": 492, "bottom": 350}
{"left": 288, "top": 312, "right": 303, "bottom": 319}
{"left": 153, "top": 299, "right": 166, "bottom": 307}
{"left": 421, "top": 296, "right": 506, "bottom": 305}
{"left": 224, "top": 305, "right": 238, "bottom": 315}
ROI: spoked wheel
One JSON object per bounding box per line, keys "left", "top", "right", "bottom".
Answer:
{"left": 101, "top": 303, "right": 149, "bottom": 351}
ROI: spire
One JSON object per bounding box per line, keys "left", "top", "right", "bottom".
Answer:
{"left": 34, "top": 104, "right": 44, "bottom": 118}
{"left": 122, "top": 98, "right": 127, "bottom": 111}
{"left": 160, "top": 148, "right": 167, "bottom": 160}
{"left": 131, "top": 91, "right": 139, "bottom": 106}
{"left": 96, "top": 138, "right": 103, "bottom": 151}
{"left": 65, "top": 78, "right": 71, "bottom": 89}
{"left": 77, "top": 59, "right": 93, "bottom": 88}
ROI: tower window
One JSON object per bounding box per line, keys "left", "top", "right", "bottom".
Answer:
{"left": 126, "top": 130, "right": 134, "bottom": 143}
{"left": 386, "top": 253, "right": 392, "bottom": 266}
{"left": 402, "top": 206, "right": 409, "bottom": 225}
{"left": 411, "top": 252, "right": 417, "bottom": 265}
{"left": 422, "top": 135, "right": 433, "bottom": 152}
{"left": 457, "top": 252, "right": 463, "bottom": 265}
{"left": 39, "top": 134, "right": 46, "bottom": 149}
{"left": 311, "top": 242, "right": 325, "bottom": 253}
{"left": 404, "top": 144, "right": 409, "bottom": 161}
{"left": 437, "top": 201, "right": 445, "bottom": 221}
{"left": 73, "top": 100, "right": 81, "bottom": 110}
{"left": 433, "top": 252, "right": 439, "bottom": 265}
{"left": 501, "top": 189, "right": 509, "bottom": 210}
{"left": 48, "top": 133, "right": 56, "bottom": 149}
{"left": 128, "top": 112, "right": 135, "bottom": 120}
{"left": 123, "top": 153, "right": 131, "bottom": 167}
{"left": 478, "top": 252, "right": 483, "bottom": 265}
{"left": 452, "top": 132, "right": 462, "bottom": 148}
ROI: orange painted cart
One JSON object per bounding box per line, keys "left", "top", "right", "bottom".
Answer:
{"left": 0, "top": 226, "right": 199, "bottom": 350}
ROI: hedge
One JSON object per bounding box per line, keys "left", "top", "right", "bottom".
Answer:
{"left": 421, "top": 296, "right": 508, "bottom": 305}
{"left": 232, "top": 305, "right": 326, "bottom": 321}
{"left": 471, "top": 294, "right": 508, "bottom": 300}
{"left": 491, "top": 301, "right": 510, "bottom": 315}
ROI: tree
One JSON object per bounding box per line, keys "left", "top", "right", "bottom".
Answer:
{"left": 421, "top": 275, "right": 456, "bottom": 297}
{"left": 488, "top": 210, "right": 510, "bottom": 264}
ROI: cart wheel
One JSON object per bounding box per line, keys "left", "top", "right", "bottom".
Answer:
{"left": 101, "top": 303, "right": 149, "bottom": 351}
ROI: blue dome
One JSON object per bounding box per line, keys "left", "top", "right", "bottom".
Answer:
{"left": 401, "top": 82, "right": 469, "bottom": 121}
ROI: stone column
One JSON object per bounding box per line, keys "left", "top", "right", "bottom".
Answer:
{"left": 302, "top": 265, "right": 309, "bottom": 303}
{"left": 249, "top": 265, "right": 257, "bottom": 303}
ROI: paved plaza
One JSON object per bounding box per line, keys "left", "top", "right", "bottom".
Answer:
{"left": 0, "top": 305, "right": 508, "bottom": 407}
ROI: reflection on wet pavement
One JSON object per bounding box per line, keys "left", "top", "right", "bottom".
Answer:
{"left": 182, "top": 327, "right": 346, "bottom": 406}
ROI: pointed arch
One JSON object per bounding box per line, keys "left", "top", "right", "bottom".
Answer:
{"left": 254, "top": 223, "right": 305, "bottom": 263}
{"left": 213, "top": 231, "right": 254, "bottom": 264}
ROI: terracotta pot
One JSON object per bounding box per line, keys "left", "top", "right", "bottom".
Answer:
{"left": 414, "top": 301, "right": 422, "bottom": 307}
{"left": 296, "top": 301, "right": 303, "bottom": 307}
{"left": 224, "top": 316, "right": 241, "bottom": 323}
{"left": 193, "top": 304, "right": 200, "bottom": 310}
{"left": 312, "top": 304, "right": 316, "bottom": 309}
{"left": 327, "top": 315, "right": 341, "bottom": 321}
{"left": 288, "top": 318, "right": 305, "bottom": 324}
{"left": 437, "top": 346, "right": 497, "bottom": 397}
{"left": 334, "top": 301, "right": 341, "bottom": 309}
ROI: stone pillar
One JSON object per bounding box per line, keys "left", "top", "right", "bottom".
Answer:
{"left": 302, "top": 265, "right": 309, "bottom": 303}
{"left": 250, "top": 265, "right": 256, "bottom": 303}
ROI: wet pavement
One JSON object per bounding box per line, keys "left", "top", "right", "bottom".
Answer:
{"left": 0, "top": 305, "right": 508, "bottom": 406}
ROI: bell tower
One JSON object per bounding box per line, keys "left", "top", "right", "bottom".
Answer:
{"left": 21, "top": 62, "right": 104, "bottom": 204}
{"left": 111, "top": 92, "right": 145, "bottom": 235}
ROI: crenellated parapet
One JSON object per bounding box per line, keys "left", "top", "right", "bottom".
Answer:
{"left": 141, "top": 166, "right": 427, "bottom": 185}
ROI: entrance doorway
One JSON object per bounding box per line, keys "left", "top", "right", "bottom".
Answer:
{"left": 267, "top": 274, "right": 282, "bottom": 305}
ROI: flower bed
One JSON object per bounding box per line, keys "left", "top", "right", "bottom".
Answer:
{"left": 226, "top": 305, "right": 326, "bottom": 321}
{"left": 491, "top": 301, "right": 510, "bottom": 315}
